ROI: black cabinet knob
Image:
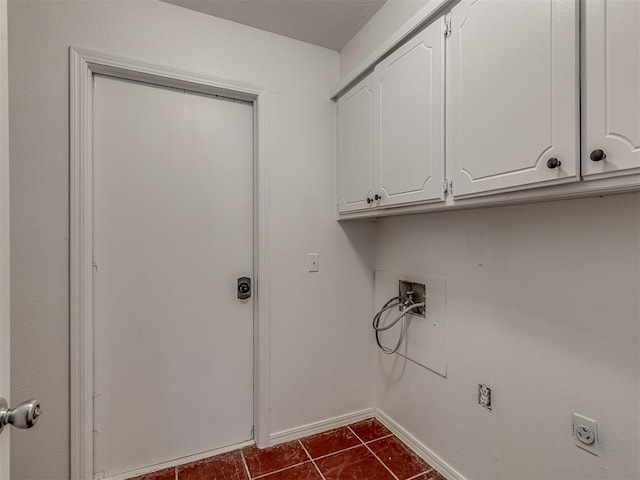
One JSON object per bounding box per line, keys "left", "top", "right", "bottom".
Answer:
{"left": 590, "top": 149, "right": 606, "bottom": 162}
{"left": 374, "top": 194, "right": 381, "bottom": 201}
{"left": 366, "top": 197, "right": 372, "bottom": 204}
{"left": 546, "top": 157, "right": 561, "bottom": 169}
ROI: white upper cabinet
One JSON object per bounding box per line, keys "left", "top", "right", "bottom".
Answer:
{"left": 334, "top": 0, "right": 640, "bottom": 218}
{"left": 583, "top": 0, "right": 640, "bottom": 179}
{"left": 447, "top": 0, "right": 579, "bottom": 198}
{"left": 337, "top": 73, "right": 375, "bottom": 213}
{"left": 373, "top": 18, "right": 445, "bottom": 207}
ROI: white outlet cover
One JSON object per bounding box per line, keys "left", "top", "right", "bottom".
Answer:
{"left": 573, "top": 413, "right": 598, "bottom": 456}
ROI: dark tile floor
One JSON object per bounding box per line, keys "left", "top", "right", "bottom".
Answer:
{"left": 130, "top": 418, "right": 446, "bottom": 480}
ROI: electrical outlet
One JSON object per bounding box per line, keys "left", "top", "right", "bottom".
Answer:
{"left": 478, "top": 384, "right": 492, "bottom": 410}
{"left": 573, "top": 413, "right": 598, "bottom": 456}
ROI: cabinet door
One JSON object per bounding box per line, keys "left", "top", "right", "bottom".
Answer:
{"left": 374, "top": 18, "right": 445, "bottom": 207}
{"left": 337, "top": 74, "right": 375, "bottom": 213}
{"left": 583, "top": 0, "right": 640, "bottom": 179}
{"left": 448, "top": 0, "right": 579, "bottom": 198}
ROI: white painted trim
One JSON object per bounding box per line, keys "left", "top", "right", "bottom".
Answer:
{"left": 69, "top": 48, "right": 271, "bottom": 479}
{"left": 101, "top": 439, "right": 255, "bottom": 480}
{"left": 253, "top": 90, "right": 271, "bottom": 449}
{"left": 332, "top": 0, "right": 459, "bottom": 100}
{"left": 374, "top": 408, "right": 466, "bottom": 480}
{"left": 69, "top": 47, "right": 94, "bottom": 480}
{"left": 0, "top": 1, "right": 10, "bottom": 477}
{"left": 268, "top": 408, "right": 376, "bottom": 446}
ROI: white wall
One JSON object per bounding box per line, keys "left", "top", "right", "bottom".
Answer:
{"left": 8, "top": 1, "right": 375, "bottom": 478}
{"left": 340, "top": 0, "right": 432, "bottom": 77}
{"left": 375, "top": 194, "right": 640, "bottom": 480}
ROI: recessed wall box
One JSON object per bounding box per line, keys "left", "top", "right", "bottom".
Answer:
{"left": 399, "top": 280, "right": 426, "bottom": 317}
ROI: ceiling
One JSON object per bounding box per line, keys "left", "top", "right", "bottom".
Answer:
{"left": 161, "top": 0, "right": 387, "bottom": 51}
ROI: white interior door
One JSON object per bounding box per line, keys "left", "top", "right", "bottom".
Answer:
{"left": 92, "top": 75, "right": 254, "bottom": 478}
{"left": 582, "top": 0, "right": 640, "bottom": 179}
{"left": 0, "top": 0, "right": 9, "bottom": 476}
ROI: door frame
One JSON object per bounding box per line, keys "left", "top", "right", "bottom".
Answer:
{"left": 0, "top": 0, "right": 10, "bottom": 477}
{"left": 69, "top": 48, "right": 271, "bottom": 480}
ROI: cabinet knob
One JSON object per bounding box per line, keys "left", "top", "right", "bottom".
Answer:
{"left": 546, "top": 157, "right": 561, "bottom": 169}
{"left": 366, "top": 197, "right": 372, "bottom": 204}
{"left": 374, "top": 194, "right": 381, "bottom": 201}
{"left": 590, "top": 149, "right": 606, "bottom": 162}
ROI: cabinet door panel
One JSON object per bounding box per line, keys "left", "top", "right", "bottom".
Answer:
{"left": 448, "top": 0, "right": 579, "bottom": 197}
{"left": 583, "top": 0, "right": 640, "bottom": 179}
{"left": 337, "top": 75, "right": 374, "bottom": 213}
{"left": 375, "top": 18, "right": 445, "bottom": 206}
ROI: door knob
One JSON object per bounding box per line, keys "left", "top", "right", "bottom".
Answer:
{"left": 590, "top": 149, "right": 606, "bottom": 162}
{"left": 546, "top": 157, "right": 561, "bottom": 169}
{"left": 0, "top": 398, "right": 42, "bottom": 433}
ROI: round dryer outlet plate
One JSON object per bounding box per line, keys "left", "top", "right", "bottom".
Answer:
{"left": 573, "top": 413, "right": 598, "bottom": 455}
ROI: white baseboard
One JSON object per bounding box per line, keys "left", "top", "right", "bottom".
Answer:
{"left": 99, "top": 439, "right": 254, "bottom": 480}
{"left": 374, "top": 408, "right": 466, "bottom": 480}
{"left": 269, "top": 407, "right": 376, "bottom": 446}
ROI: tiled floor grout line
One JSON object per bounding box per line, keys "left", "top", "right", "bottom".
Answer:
{"left": 297, "top": 439, "right": 328, "bottom": 480}
{"left": 365, "top": 433, "right": 394, "bottom": 444}
{"left": 309, "top": 442, "right": 362, "bottom": 462}
{"left": 347, "top": 425, "right": 400, "bottom": 480}
{"left": 239, "top": 450, "right": 252, "bottom": 480}
{"left": 251, "top": 459, "right": 311, "bottom": 479}
{"left": 405, "top": 468, "right": 434, "bottom": 480}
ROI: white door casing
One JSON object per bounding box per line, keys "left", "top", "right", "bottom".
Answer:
{"left": 448, "top": 0, "right": 579, "bottom": 198}
{"left": 92, "top": 75, "right": 254, "bottom": 477}
{"left": 582, "top": 0, "right": 640, "bottom": 179}
{"left": 70, "top": 49, "right": 271, "bottom": 480}
{"left": 0, "top": 0, "right": 10, "bottom": 475}
{"left": 337, "top": 73, "right": 375, "bottom": 213}
{"left": 374, "top": 17, "right": 445, "bottom": 207}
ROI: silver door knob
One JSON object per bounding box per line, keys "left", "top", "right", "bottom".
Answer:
{"left": 0, "top": 398, "right": 42, "bottom": 433}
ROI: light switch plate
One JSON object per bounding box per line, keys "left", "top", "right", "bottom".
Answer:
{"left": 307, "top": 253, "right": 319, "bottom": 272}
